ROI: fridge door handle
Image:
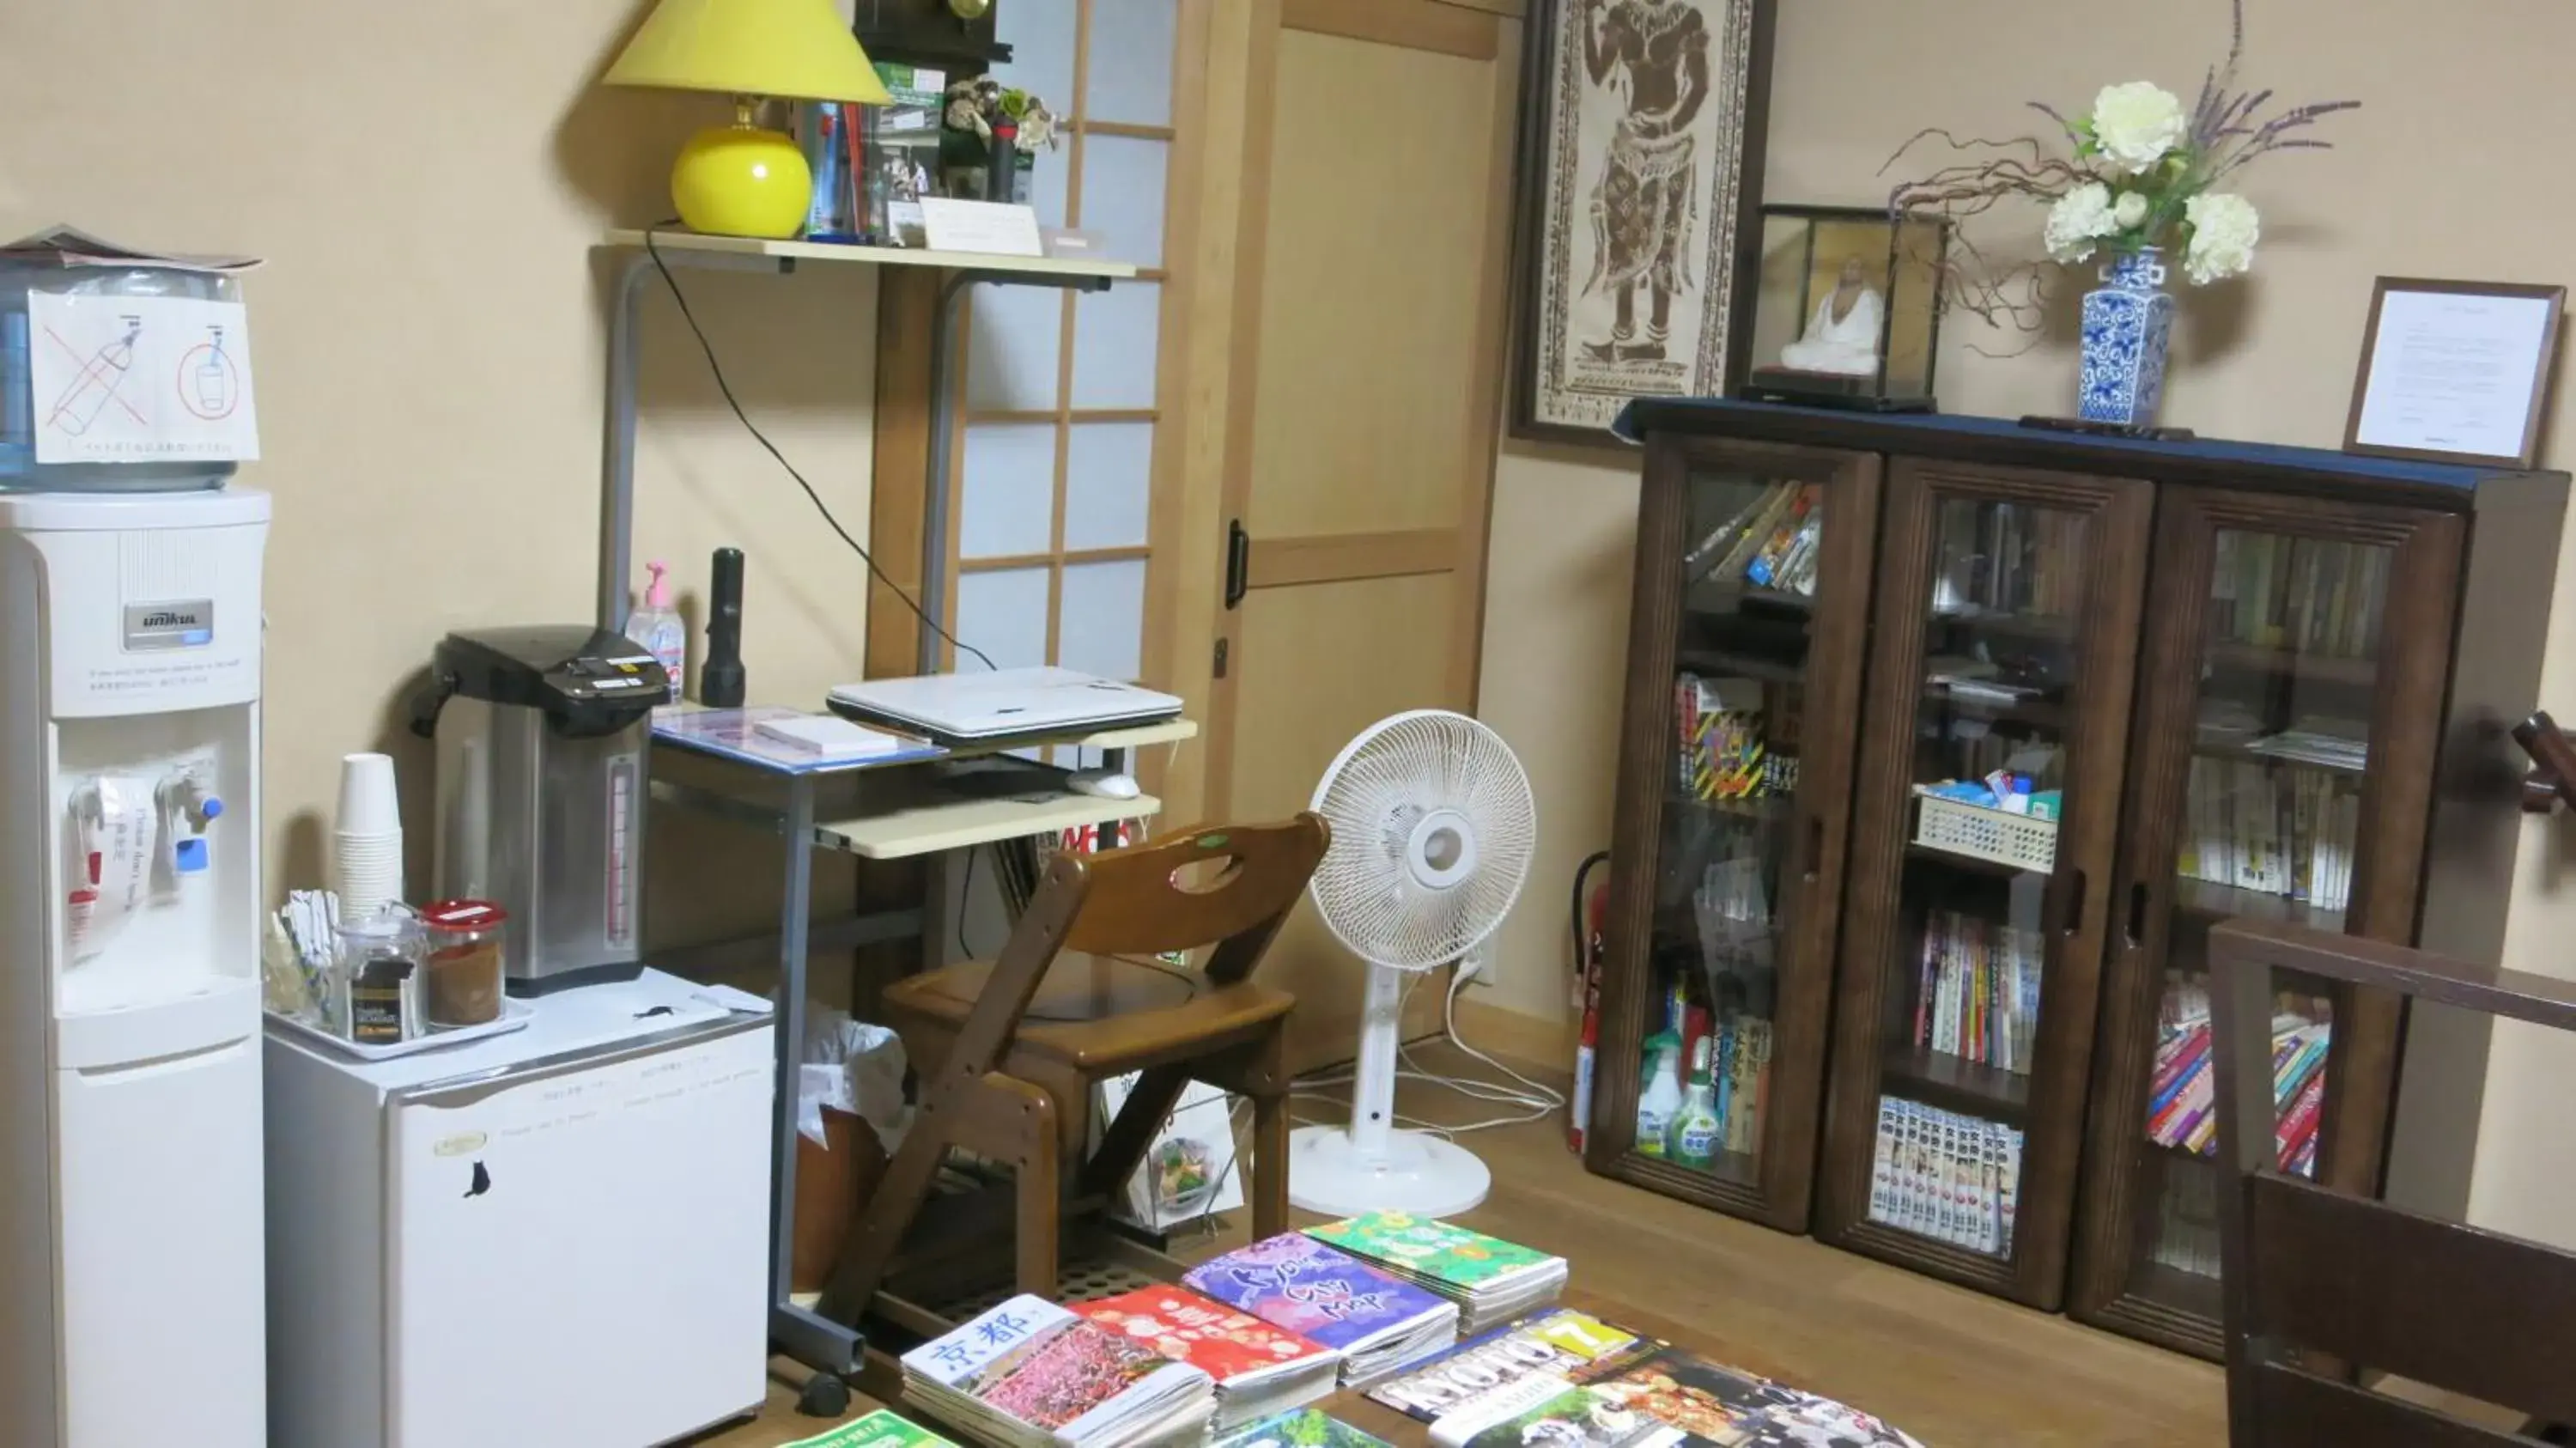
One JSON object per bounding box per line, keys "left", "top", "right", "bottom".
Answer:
{"left": 392, "top": 1012, "right": 769, "bottom": 1107}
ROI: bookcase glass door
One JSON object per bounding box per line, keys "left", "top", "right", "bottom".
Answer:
{"left": 1868, "top": 497, "right": 2097, "bottom": 1261}
{"left": 2127, "top": 528, "right": 2383, "bottom": 1317}
{"left": 1637, "top": 469, "right": 1832, "bottom": 1189}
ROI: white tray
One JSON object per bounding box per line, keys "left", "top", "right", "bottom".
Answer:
{"left": 265, "top": 996, "right": 535, "bottom": 1062}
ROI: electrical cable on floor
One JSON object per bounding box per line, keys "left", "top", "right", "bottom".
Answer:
{"left": 641, "top": 224, "right": 995, "bottom": 672}
{"left": 1287, "top": 966, "right": 1566, "bottom": 1137}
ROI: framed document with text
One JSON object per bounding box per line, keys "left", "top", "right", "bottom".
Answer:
{"left": 2346, "top": 277, "right": 2565, "bottom": 469}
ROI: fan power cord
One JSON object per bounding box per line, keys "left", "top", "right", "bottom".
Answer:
{"left": 1293, "top": 968, "right": 1566, "bottom": 1136}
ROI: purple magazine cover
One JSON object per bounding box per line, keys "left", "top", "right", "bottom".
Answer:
{"left": 1182, "top": 1234, "right": 1452, "bottom": 1352}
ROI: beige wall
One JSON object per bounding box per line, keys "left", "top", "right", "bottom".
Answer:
{"left": 1, "top": 0, "right": 880, "bottom": 938}
{"left": 1470, "top": 0, "right": 2576, "bottom": 1226}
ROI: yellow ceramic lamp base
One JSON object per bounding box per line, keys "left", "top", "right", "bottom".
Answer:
{"left": 671, "top": 119, "right": 811, "bottom": 240}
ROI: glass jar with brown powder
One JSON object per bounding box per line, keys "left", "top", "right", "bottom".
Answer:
{"left": 417, "top": 899, "right": 507, "bottom": 1028}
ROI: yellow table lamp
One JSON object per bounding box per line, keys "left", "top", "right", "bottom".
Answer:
{"left": 605, "top": 0, "right": 894, "bottom": 240}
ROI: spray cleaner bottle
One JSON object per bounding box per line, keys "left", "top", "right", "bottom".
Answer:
{"left": 627, "top": 559, "right": 686, "bottom": 703}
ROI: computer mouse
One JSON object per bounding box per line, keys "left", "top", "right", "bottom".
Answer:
{"left": 1070, "top": 770, "right": 1141, "bottom": 800}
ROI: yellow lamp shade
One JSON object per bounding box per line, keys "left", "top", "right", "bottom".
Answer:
{"left": 604, "top": 0, "right": 893, "bottom": 105}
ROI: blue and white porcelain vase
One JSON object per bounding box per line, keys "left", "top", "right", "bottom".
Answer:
{"left": 2077, "top": 246, "right": 2177, "bottom": 428}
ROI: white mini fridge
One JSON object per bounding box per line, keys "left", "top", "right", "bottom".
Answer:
{"left": 264, "top": 970, "right": 775, "bottom": 1448}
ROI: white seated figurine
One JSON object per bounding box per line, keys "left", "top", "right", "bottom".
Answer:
{"left": 1779, "top": 256, "right": 1884, "bottom": 377}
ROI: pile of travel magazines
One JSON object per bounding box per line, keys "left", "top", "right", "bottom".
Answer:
{"left": 866, "top": 1218, "right": 1922, "bottom": 1448}
{"left": 1300, "top": 1214, "right": 1571, "bottom": 1335}
{"left": 1371, "top": 1307, "right": 1925, "bottom": 1448}
{"left": 1182, "top": 1232, "right": 1461, "bottom": 1386}
{"left": 900, "top": 1295, "right": 1216, "bottom": 1448}
{"left": 1076, "top": 1287, "right": 1344, "bottom": 1431}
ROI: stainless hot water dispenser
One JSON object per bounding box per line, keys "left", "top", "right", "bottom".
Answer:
{"left": 409, "top": 625, "right": 665, "bottom": 993}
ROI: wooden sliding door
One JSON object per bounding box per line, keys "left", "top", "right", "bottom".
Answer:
{"left": 1203, "top": 0, "right": 1522, "bottom": 1071}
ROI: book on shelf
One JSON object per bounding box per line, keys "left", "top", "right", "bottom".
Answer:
{"left": 1910, "top": 910, "right": 2043, "bottom": 1077}
{"left": 1688, "top": 482, "right": 1824, "bottom": 595}
{"left": 2152, "top": 1156, "right": 2224, "bottom": 1281}
{"left": 1674, "top": 675, "right": 1787, "bottom": 803}
{"left": 781, "top": 1408, "right": 961, "bottom": 1448}
{"left": 1074, "top": 1287, "right": 1341, "bottom": 1431}
{"left": 1302, "top": 1215, "right": 1569, "bottom": 1336}
{"left": 1867, "top": 1097, "right": 2022, "bottom": 1257}
{"left": 1928, "top": 501, "right": 2082, "bottom": 621}
{"left": 1368, "top": 1309, "right": 1643, "bottom": 1422}
{"left": 2178, "top": 754, "right": 2361, "bottom": 911}
{"left": 2207, "top": 532, "right": 2386, "bottom": 660}
{"left": 1418, "top": 1338, "right": 1926, "bottom": 1448}
{"left": 1183, "top": 1233, "right": 1461, "bottom": 1387}
{"left": 2146, "top": 978, "right": 2331, "bottom": 1174}
{"left": 899, "top": 1294, "right": 1215, "bottom": 1448}
{"left": 1212, "top": 1408, "right": 1396, "bottom": 1448}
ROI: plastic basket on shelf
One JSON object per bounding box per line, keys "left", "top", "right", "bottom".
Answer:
{"left": 1912, "top": 788, "right": 2057, "bottom": 872}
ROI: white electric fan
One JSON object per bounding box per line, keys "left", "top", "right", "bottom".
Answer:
{"left": 1289, "top": 709, "right": 1539, "bottom": 1217}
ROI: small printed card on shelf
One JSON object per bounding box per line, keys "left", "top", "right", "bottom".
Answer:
{"left": 921, "top": 198, "right": 1046, "bottom": 258}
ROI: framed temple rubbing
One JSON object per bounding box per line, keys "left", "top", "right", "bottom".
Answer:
{"left": 1511, "top": 0, "right": 1777, "bottom": 444}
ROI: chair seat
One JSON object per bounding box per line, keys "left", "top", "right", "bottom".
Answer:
{"left": 884, "top": 952, "right": 1295, "bottom": 1074}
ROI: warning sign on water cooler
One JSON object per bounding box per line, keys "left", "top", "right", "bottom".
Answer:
{"left": 26, "top": 291, "right": 261, "bottom": 464}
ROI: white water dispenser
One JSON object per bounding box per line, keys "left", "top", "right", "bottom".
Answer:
{"left": 0, "top": 489, "right": 268, "bottom": 1447}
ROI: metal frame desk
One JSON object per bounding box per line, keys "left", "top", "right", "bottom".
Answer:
{"left": 591, "top": 228, "right": 1149, "bottom": 1375}
{"left": 646, "top": 712, "right": 1194, "bottom": 1374}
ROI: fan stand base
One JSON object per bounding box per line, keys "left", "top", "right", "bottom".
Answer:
{"left": 1286, "top": 1124, "right": 1492, "bottom": 1218}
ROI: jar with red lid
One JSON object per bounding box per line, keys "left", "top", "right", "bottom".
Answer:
{"left": 417, "top": 899, "right": 507, "bottom": 1028}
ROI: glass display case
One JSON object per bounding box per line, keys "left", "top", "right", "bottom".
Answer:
{"left": 1594, "top": 400, "right": 2558, "bottom": 1339}
{"left": 1813, "top": 458, "right": 2151, "bottom": 1309}
{"left": 1742, "top": 205, "right": 1948, "bottom": 413}
{"left": 1583, "top": 435, "right": 1880, "bottom": 1232}
{"left": 2068, "top": 488, "right": 2473, "bottom": 1359}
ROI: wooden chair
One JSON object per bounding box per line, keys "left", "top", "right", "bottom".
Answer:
{"left": 2210, "top": 919, "right": 2576, "bottom": 1446}
{"left": 817, "top": 813, "right": 1330, "bottom": 1327}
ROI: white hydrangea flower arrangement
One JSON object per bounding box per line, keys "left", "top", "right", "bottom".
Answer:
{"left": 2038, "top": 82, "right": 2271, "bottom": 285}
{"left": 1886, "top": 1, "right": 2355, "bottom": 325}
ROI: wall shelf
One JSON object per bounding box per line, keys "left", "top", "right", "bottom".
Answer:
{"left": 604, "top": 228, "right": 1137, "bottom": 282}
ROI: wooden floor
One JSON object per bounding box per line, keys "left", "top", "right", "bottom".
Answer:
{"left": 708, "top": 1038, "right": 2226, "bottom": 1447}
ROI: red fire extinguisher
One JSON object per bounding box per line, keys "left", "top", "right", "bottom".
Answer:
{"left": 1568, "top": 852, "right": 1611, "bottom": 1153}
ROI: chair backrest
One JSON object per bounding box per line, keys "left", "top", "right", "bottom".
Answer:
{"left": 1053, "top": 814, "right": 1330, "bottom": 971}
{"left": 2209, "top": 920, "right": 2576, "bottom": 1447}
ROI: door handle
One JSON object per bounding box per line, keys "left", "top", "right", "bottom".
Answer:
{"left": 2054, "top": 867, "right": 2087, "bottom": 938}
{"left": 2125, "top": 879, "right": 2151, "bottom": 949}
{"left": 1224, "top": 520, "right": 1250, "bottom": 611}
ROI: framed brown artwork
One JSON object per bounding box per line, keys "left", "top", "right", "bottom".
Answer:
{"left": 1510, "top": 0, "right": 1777, "bottom": 446}
{"left": 2344, "top": 277, "right": 2566, "bottom": 470}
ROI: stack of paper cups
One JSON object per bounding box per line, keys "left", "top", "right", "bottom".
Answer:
{"left": 331, "top": 752, "right": 404, "bottom": 922}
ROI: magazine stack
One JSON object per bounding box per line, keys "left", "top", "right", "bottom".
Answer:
{"left": 1074, "top": 1287, "right": 1343, "bottom": 1430}
{"left": 1302, "top": 1215, "right": 1570, "bottom": 1335}
{"left": 899, "top": 1295, "right": 1215, "bottom": 1448}
{"left": 1183, "top": 1233, "right": 1460, "bottom": 1385}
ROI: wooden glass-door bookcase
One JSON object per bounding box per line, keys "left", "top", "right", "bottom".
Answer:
{"left": 1589, "top": 398, "right": 2566, "bottom": 1348}
{"left": 1584, "top": 435, "right": 1878, "bottom": 1231}
{"left": 1811, "top": 459, "right": 2151, "bottom": 1308}
{"left": 2065, "top": 488, "right": 2465, "bottom": 1356}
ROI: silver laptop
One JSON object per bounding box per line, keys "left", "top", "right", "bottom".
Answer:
{"left": 826, "top": 666, "right": 1182, "bottom": 743}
